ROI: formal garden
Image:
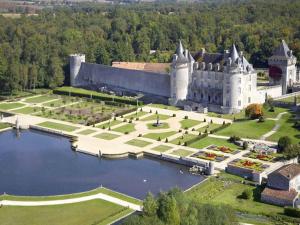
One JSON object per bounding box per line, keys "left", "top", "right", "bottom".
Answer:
{"left": 229, "top": 159, "right": 268, "bottom": 172}
{"left": 191, "top": 151, "right": 228, "bottom": 162}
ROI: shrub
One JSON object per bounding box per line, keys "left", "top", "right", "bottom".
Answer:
{"left": 157, "top": 137, "right": 161, "bottom": 141}
{"left": 114, "top": 117, "right": 117, "bottom": 120}
{"left": 129, "top": 120, "right": 132, "bottom": 123}
{"left": 269, "top": 106, "right": 275, "bottom": 112}
{"left": 241, "top": 189, "right": 252, "bottom": 200}
{"left": 178, "top": 141, "right": 181, "bottom": 145}
{"left": 179, "top": 129, "right": 182, "bottom": 133}
{"left": 204, "top": 129, "right": 208, "bottom": 133}
{"left": 184, "top": 142, "right": 187, "bottom": 146}
{"left": 102, "top": 125, "right": 105, "bottom": 129}
{"left": 155, "top": 110, "right": 158, "bottom": 114}
{"left": 258, "top": 116, "right": 265, "bottom": 123}
{"left": 150, "top": 109, "right": 152, "bottom": 113}
{"left": 245, "top": 103, "right": 263, "bottom": 119}
{"left": 284, "top": 207, "right": 300, "bottom": 218}
{"left": 124, "top": 131, "right": 129, "bottom": 135}
{"left": 140, "top": 108, "right": 143, "bottom": 112}
{"left": 243, "top": 141, "right": 248, "bottom": 150}
{"left": 223, "top": 121, "right": 226, "bottom": 125}
{"left": 173, "top": 114, "right": 176, "bottom": 117}
{"left": 198, "top": 132, "right": 202, "bottom": 136}
{"left": 278, "top": 136, "right": 292, "bottom": 152}
{"left": 204, "top": 118, "right": 206, "bottom": 122}
{"left": 210, "top": 119, "right": 213, "bottom": 124}
{"left": 228, "top": 136, "right": 241, "bottom": 143}
{"left": 184, "top": 126, "right": 188, "bottom": 130}
{"left": 184, "top": 115, "right": 189, "bottom": 119}
{"left": 192, "top": 128, "right": 195, "bottom": 131}
{"left": 185, "top": 131, "right": 188, "bottom": 134}
{"left": 123, "top": 119, "right": 127, "bottom": 122}
{"left": 138, "top": 134, "right": 142, "bottom": 137}
{"left": 165, "top": 138, "right": 168, "bottom": 143}
{"left": 136, "top": 117, "right": 139, "bottom": 121}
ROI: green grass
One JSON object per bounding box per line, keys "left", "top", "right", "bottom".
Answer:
{"left": 262, "top": 107, "right": 287, "bottom": 118}
{"left": 170, "top": 134, "right": 197, "bottom": 145}
{"left": 125, "top": 139, "right": 152, "bottom": 147}
{"left": 141, "top": 114, "right": 170, "bottom": 121}
{"left": 143, "top": 131, "right": 176, "bottom": 140}
{"left": 94, "top": 132, "right": 120, "bottom": 140}
{"left": 77, "top": 129, "right": 97, "bottom": 135}
{"left": 171, "top": 149, "right": 194, "bottom": 157}
{"left": 42, "top": 98, "right": 74, "bottom": 107}
{"left": 0, "top": 122, "right": 10, "bottom": 130}
{"left": 0, "top": 199, "right": 130, "bottom": 225}
{"left": 186, "top": 173, "right": 283, "bottom": 217}
{"left": 146, "top": 122, "right": 170, "bottom": 130}
{"left": 112, "top": 123, "right": 136, "bottom": 133}
{"left": 100, "top": 187, "right": 142, "bottom": 205}
{"left": 188, "top": 136, "right": 242, "bottom": 150}
{"left": 0, "top": 102, "right": 25, "bottom": 110}
{"left": 149, "top": 103, "right": 180, "bottom": 111}
{"left": 180, "top": 119, "right": 201, "bottom": 129}
{"left": 275, "top": 94, "right": 300, "bottom": 103}
{"left": 267, "top": 113, "right": 300, "bottom": 144}
{"left": 197, "top": 123, "right": 223, "bottom": 133}
{"left": 125, "top": 111, "right": 148, "bottom": 119}
{"left": 216, "top": 119, "right": 276, "bottom": 139}
{"left": 24, "top": 95, "right": 58, "bottom": 103}
{"left": 151, "top": 145, "right": 173, "bottom": 152}
{"left": 12, "top": 106, "right": 41, "bottom": 114}
{"left": 37, "top": 121, "right": 79, "bottom": 132}
{"left": 97, "top": 120, "right": 122, "bottom": 128}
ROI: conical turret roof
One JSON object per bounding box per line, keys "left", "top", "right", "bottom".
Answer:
{"left": 272, "top": 40, "right": 291, "bottom": 58}
{"left": 230, "top": 44, "right": 239, "bottom": 62}
{"left": 176, "top": 40, "right": 184, "bottom": 55}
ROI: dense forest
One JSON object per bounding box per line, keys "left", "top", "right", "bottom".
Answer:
{"left": 0, "top": 0, "right": 300, "bottom": 94}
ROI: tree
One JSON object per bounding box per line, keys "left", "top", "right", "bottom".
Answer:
{"left": 245, "top": 103, "right": 263, "bottom": 119}
{"left": 283, "top": 144, "right": 300, "bottom": 159}
{"left": 143, "top": 193, "right": 158, "bottom": 217}
{"left": 278, "top": 136, "right": 292, "bottom": 152}
{"left": 157, "top": 194, "right": 180, "bottom": 225}
{"left": 49, "top": 57, "right": 64, "bottom": 88}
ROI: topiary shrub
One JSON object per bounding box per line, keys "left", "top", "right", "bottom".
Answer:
{"left": 184, "top": 142, "right": 187, "bottom": 146}
{"left": 185, "top": 131, "right": 188, "bottom": 134}
{"left": 136, "top": 117, "right": 139, "bottom": 121}
{"left": 228, "top": 136, "right": 241, "bottom": 143}
{"left": 123, "top": 119, "right": 127, "bottom": 122}
{"left": 157, "top": 137, "right": 161, "bottom": 141}
{"left": 155, "top": 110, "right": 158, "bottom": 114}
{"left": 258, "top": 116, "right": 265, "bottom": 123}
{"left": 185, "top": 126, "right": 188, "bottom": 130}
{"left": 102, "top": 125, "right": 105, "bottom": 129}
{"left": 278, "top": 136, "right": 292, "bottom": 152}
{"left": 243, "top": 141, "right": 248, "bottom": 150}
{"left": 204, "top": 118, "right": 206, "bottom": 122}
{"left": 184, "top": 115, "right": 188, "bottom": 119}
{"left": 173, "top": 114, "right": 176, "bottom": 117}
{"left": 138, "top": 134, "right": 142, "bottom": 137}
{"left": 179, "top": 129, "right": 182, "bottom": 133}
{"left": 241, "top": 189, "right": 252, "bottom": 200}
{"left": 165, "top": 138, "right": 168, "bottom": 143}
{"left": 129, "top": 120, "right": 132, "bottom": 123}
{"left": 124, "top": 131, "right": 129, "bottom": 135}
{"left": 178, "top": 141, "right": 181, "bottom": 145}
{"left": 210, "top": 119, "right": 213, "bottom": 124}
{"left": 192, "top": 128, "right": 195, "bottom": 131}
{"left": 223, "top": 121, "right": 226, "bottom": 125}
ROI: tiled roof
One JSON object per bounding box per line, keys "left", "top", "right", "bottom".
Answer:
{"left": 271, "top": 163, "right": 300, "bottom": 180}
{"left": 112, "top": 62, "right": 170, "bottom": 74}
{"left": 262, "top": 187, "right": 298, "bottom": 201}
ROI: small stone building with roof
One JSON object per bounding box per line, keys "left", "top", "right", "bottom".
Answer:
{"left": 261, "top": 164, "right": 300, "bottom": 206}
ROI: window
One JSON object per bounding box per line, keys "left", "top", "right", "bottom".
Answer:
{"left": 226, "top": 86, "right": 230, "bottom": 94}
{"left": 226, "top": 100, "right": 229, "bottom": 107}
{"left": 238, "top": 100, "right": 241, "bottom": 106}
{"left": 248, "top": 97, "right": 251, "bottom": 103}
{"left": 238, "top": 87, "right": 241, "bottom": 94}
{"left": 248, "top": 85, "right": 251, "bottom": 91}
{"left": 194, "top": 92, "right": 196, "bottom": 98}
{"left": 238, "top": 77, "right": 242, "bottom": 84}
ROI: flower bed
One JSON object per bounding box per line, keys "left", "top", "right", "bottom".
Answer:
{"left": 244, "top": 152, "right": 276, "bottom": 162}
{"left": 191, "top": 151, "right": 228, "bottom": 162}
{"left": 233, "top": 159, "right": 265, "bottom": 172}
{"left": 207, "top": 145, "right": 237, "bottom": 154}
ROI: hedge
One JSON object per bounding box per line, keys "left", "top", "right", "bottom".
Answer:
{"left": 53, "top": 86, "right": 143, "bottom": 106}
{"left": 284, "top": 207, "right": 300, "bottom": 218}
{"left": 210, "top": 123, "right": 231, "bottom": 134}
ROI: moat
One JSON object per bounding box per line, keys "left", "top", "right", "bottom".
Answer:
{"left": 0, "top": 129, "right": 204, "bottom": 199}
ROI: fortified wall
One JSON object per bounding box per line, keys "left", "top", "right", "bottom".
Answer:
{"left": 71, "top": 55, "right": 171, "bottom": 98}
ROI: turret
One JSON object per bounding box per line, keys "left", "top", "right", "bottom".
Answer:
{"left": 70, "top": 54, "right": 85, "bottom": 86}
{"left": 268, "top": 40, "right": 297, "bottom": 94}
{"left": 170, "top": 41, "right": 190, "bottom": 104}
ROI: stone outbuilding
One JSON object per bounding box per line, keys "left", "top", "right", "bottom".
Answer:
{"left": 261, "top": 164, "right": 300, "bottom": 206}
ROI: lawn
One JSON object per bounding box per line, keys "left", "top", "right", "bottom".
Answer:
{"left": 0, "top": 102, "right": 25, "bottom": 110}
{"left": 141, "top": 114, "right": 170, "bottom": 121}
{"left": 186, "top": 173, "right": 283, "bottom": 217}
{"left": 262, "top": 107, "right": 287, "bottom": 118}
{"left": 171, "top": 149, "right": 194, "bottom": 157}
{"left": 77, "top": 129, "right": 97, "bottom": 135}
{"left": 0, "top": 122, "right": 10, "bottom": 130}
{"left": 216, "top": 119, "right": 276, "bottom": 139}
{"left": 197, "top": 123, "right": 223, "bottom": 133}
{"left": 151, "top": 145, "right": 173, "bottom": 152}
{"left": 149, "top": 103, "right": 180, "bottom": 111}
{"left": 24, "top": 95, "right": 58, "bottom": 104}
{"left": 0, "top": 199, "right": 132, "bottom": 225}
{"left": 42, "top": 98, "right": 75, "bottom": 107}
{"left": 37, "top": 121, "right": 79, "bottom": 132}
{"left": 125, "top": 111, "right": 148, "bottom": 119}
{"left": 112, "top": 123, "right": 136, "bottom": 134}
{"left": 276, "top": 94, "right": 300, "bottom": 103}
{"left": 12, "top": 106, "right": 41, "bottom": 114}
{"left": 97, "top": 120, "right": 122, "bottom": 129}
{"left": 188, "top": 136, "right": 242, "bottom": 150}
{"left": 146, "top": 122, "right": 170, "bottom": 130}
{"left": 143, "top": 131, "right": 176, "bottom": 140}
{"left": 125, "top": 139, "right": 152, "bottom": 147}
{"left": 94, "top": 132, "right": 120, "bottom": 140}
{"left": 267, "top": 113, "right": 300, "bottom": 144}
{"left": 170, "top": 134, "right": 198, "bottom": 145}
{"left": 180, "top": 119, "right": 202, "bottom": 129}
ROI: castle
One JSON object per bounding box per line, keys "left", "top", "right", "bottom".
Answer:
{"left": 70, "top": 40, "right": 299, "bottom": 114}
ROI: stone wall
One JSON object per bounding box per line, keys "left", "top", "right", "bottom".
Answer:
{"left": 261, "top": 194, "right": 294, "bottom": 206}
{"left": 75, "top": 63, "right": 171, "bottom": 98}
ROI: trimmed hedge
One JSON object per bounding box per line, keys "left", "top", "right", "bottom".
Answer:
{"left": 210, "top": 123, "right": 231, "bottom": 134}
{"left": 53, "top": 86, "right": 143, "bottom": 106}
{"left": 284, "top": 207, "right": 300, "bottom": 218}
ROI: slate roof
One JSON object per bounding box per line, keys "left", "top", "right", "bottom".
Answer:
{"left": 272, "top": 40, "right": 291, "bottom": 58}
{"left": 262, "top": 187, "right": 298, "bottom": 201}
{"left": 271, "top": 164, "right": 300, "bottom": 180}
{"left": 112, "top": 62, "right": 170, "bottom": 74}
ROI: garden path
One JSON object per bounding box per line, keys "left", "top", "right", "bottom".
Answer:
{"left": 260, "top": 112, "right": 287, "bottom": 140}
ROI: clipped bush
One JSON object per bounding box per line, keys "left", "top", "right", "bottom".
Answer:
{"left": 178, "top": 141, "right": 181, "bottom": 145}
{"left": 184, "top": 142, "right": 187, "bottom": 146}
{"left": 124, "top": 131, "right": 129, "bottom": 135}
{"left": 204, "top": 118, "right": 206, "bottom": 122}
{"left": 228, "top": 135, "right": 241, "bottom": 143}
{"left": 129, "top": 120, "right": 132, "bottom": 123}
{"left": 173, "top": 113, "right": 176, "bottom": 117}
{"left": 102, "top": 125, "right": 105, "bottom": 129}
{"left": 165, "top": 138, "right": 168, "bottom": 143}
{"left": 192, "top": 128, "right": 195, "bottom": 131}
{"left": 278, "top": 136, "right": 292, "bottom": 152}
{"left": 241, "top": 189, "right": 252, "bottom": 200}
{"left": 179, "top": 129, "right": 182, "bottom": 133}
{"left": 123, "top": 119, "right": 127, "bottom": 122}
{"left": 138, "top": 134, "right": 142, "bottom": 137}
{"left": 185, "top": 131, "right": 189, "bottom": 134}
{"left": 243, "top": 141, "right": 249, "bottom": 150}
{"left": 184, "top": 115, "right": 189, "bottom": 119}
{"left": 258, "top": 116, "right": 265, "bottom": 123}
{"left": 185, "top": 126, "right": 188, "bottom": 130}
{"left": 210, "top": 119, "right": 213, "bottom": 124}
{"left": 245, "top": 103, "right": 263, "bottom": 119}
{"left": 157, "top": 137, "right": 161, "bottom": 141}
{"left": 136, "top": 117, "right": 139, "bottom": 121}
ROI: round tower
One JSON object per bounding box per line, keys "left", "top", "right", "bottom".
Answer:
{"left": 207, "top": 161, "right": 215, "bottom": 175}
{"left": 70, "top": 54, "right": 85, "bottom": 86}
{"left": 170, "top": 54, "right": 189, "bottom": 102}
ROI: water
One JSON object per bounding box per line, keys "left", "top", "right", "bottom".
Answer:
{"left": 0, "top": 129, "right": 204, "bottom": 199}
